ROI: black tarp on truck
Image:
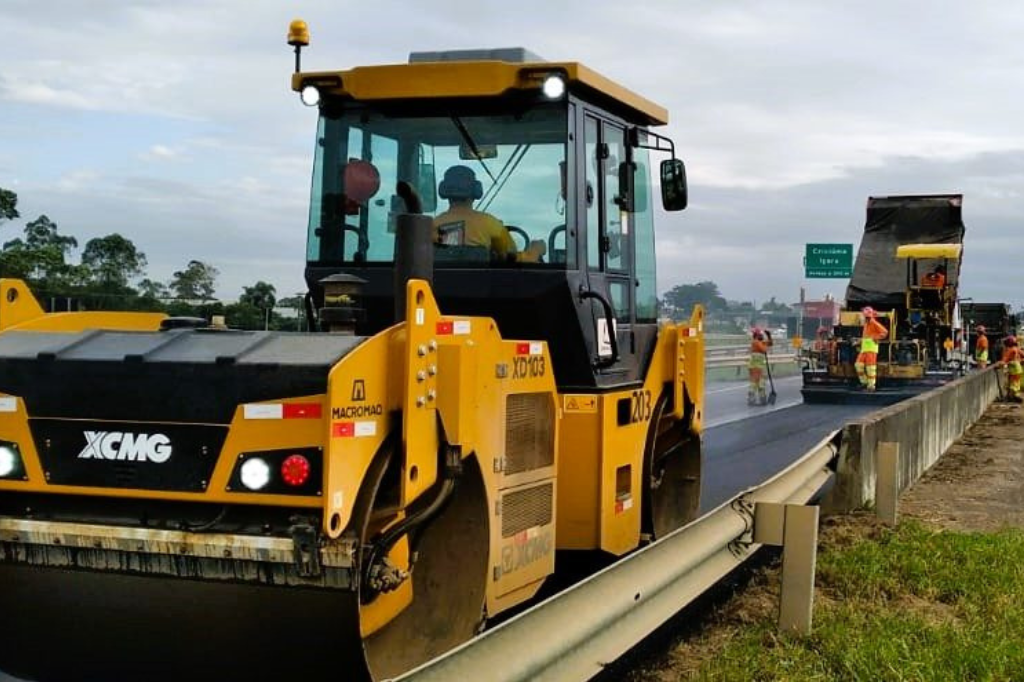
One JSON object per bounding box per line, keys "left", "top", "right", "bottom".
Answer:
{"left": 845, "top": 194, "right": 966, "bottom": 311}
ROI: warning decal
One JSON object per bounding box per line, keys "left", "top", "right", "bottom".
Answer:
{"left": 563, "top": 394, "right": 598, "bottom": 414}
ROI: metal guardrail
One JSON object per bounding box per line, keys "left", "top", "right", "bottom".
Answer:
{"left": 396, "top": 431, "right": 841, "bottom": 682}
{"left": 705, "top": 345, "right": 799, "bottom": 369}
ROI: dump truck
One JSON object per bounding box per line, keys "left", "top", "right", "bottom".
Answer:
{"left": 802, "top": 194, "right": 966, "bottom": 404}
{"left": 0, "top": 21, "right": 704, "bottom": 682}
{"left": 961, "top": 301, "right": 1017, "bottom": 363}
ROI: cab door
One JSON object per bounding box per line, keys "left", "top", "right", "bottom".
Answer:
{"left": 580, "top": 113, "right": 640, "bottom": 387}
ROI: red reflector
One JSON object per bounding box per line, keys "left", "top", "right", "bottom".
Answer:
{"left": 515, "top": 342, "right": 530, "bottom": 355}
{"left": 282, "top": 403, "right": 322, "bottom": 419}
{"left": 436, "top": 321, "right": 454, "bottom": 335}
{"left": 281, "top": 454, "right": 311, "bottom": 487}
{"left": 332, "top": 422, "right": 355, "bottom": 438}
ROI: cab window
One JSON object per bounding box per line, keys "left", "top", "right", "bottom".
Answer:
{"left": 307, "top": 104, "right": 570, "bottom": 267}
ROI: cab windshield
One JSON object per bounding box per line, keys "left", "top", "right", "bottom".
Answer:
{"left": 306, "top": 103, "right": 570, "bottom": 267}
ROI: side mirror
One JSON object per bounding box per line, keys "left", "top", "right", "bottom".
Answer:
{"left": 617, "top": 160, "right": 636, "bottom": 213}
{"left": 660, "top": 158, "right": 688, "bottom": 211}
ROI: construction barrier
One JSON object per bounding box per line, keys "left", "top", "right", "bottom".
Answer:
{"left": 825, "top": 365, "right": 1001, "bottom": 513}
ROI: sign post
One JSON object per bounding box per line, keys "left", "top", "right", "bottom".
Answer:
{"left": 804, "top": 244, "right": 853, "bottom": 279}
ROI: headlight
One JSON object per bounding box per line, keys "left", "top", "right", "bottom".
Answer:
{"left": 300, "top": 85, "right": 321, "bottom": 106}
{"left": 0, "top": 442, "right": 24, "bottom": 479}
{"left": 240, "top": 457, "right": 271, "bottom": 491}
{"left": 542, "top": 74, "right": 566, "bottom": 99}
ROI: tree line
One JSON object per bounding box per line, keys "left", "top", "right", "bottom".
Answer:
{"left": 0, "top": 187, "right": 302, "bottom": 330}
{"left": 661, "top": 280, "right": 793, "bottom": 332}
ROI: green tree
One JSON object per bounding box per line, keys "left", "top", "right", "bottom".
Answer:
{"left": 0, "top": 215, "right": 78, "bottom": 289}
{"left": 0, "top": 188, "right": 18, "bottom": 225}
{"left": 662, "top": 281, "right": 727, "bottom": 316}
{"left": 224, "top": 302, "right": 266, "bottom": 330}
{"left": 231, "top": 281, "right": 278, "bottom": 330}
{"left": 169, "top": 260, "right": 218, "bottom": 300}
{"left": 139, "top": 278, "right": 169, "bottom": 299}
{"left": 81, "top": 234, "right": 147, "bottom": 289}
{"left": 239, "top": 281, "right": 276, "bottom": 311}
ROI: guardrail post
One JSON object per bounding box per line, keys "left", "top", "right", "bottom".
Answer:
{"left": 875, "top": 441, "right": 899, "bottom": 525}
{"left": 754, "top": 502, "right": 820, "bottom": 636}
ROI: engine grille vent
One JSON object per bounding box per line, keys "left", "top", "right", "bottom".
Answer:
{"left": 501, "top": 482, "right": 554, "bottom": 538}
{"left": 504, "top": 393, "right": 554, "bottom": 475}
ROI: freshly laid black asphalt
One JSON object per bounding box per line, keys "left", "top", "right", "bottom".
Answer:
{"left": 700, "top": 375, "right": 877, "bottom": 512}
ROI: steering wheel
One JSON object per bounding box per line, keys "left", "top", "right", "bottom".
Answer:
{"left": 505, "top": 225, "right": 530, "bottom": 252}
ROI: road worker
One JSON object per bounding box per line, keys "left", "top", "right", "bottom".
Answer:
{"left": 433, "top": 165, "right": 545, "bottom": 262}
{"left": 855, "top": 307, "right": 888, "bottom": 391}
{"left": 921, "top": 264, "right": 946, "bottom": 289}
{"left": 999, "top": 335, "right": 1023, "bottom": 402}
{"left": 748, "top": 328, "right": 770, "bottom": 406}
{"left": 974, "top": 325, "right": 989, "bottom": 369}
{"left": 812, "top": 325, "right": 831, "bottom": 369}
{"left": 943, "top": 336, "right": 954, "bottom": 364}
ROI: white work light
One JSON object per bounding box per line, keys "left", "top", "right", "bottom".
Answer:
{"left": 542, "top": 74, "right": 566, "bottom": 99}
{"left": 300, "top": 85, "right": 321, "bottom": 107}
{"left": 0, "top": 445, "right": 18, "bottom": 478}
{"left": 240, "top": 457, "right": 272, "bottom": 491}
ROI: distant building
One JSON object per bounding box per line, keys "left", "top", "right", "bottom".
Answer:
{"left": 786, "top": 297, "right": 841, "bottom": 339}
{"left": 801, "top": 299, "right": 841, "bottom": 325}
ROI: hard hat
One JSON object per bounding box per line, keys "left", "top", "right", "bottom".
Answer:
{"left": 438, "top": 165, "right": 484, "bottom": 200}
{"left": 817, "top": 326, "right": 829, "bottom": 334}
{"left": 342, "top": 159, "right": 381, "bottom": 203}
{"left": 976, "top": 325, "right": 986, "bottom": 333}
{"left": 1005, "top": 335, "right": 1018, "bottom": 347}
{"left": 861, "top": 306, "right": 877, "bottom": 318}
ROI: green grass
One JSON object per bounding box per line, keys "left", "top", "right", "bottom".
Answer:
{"left": 695, "top": 522, "right": 1024, "bottom": 681}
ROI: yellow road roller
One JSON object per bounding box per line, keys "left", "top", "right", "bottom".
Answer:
{"left": 0, "top": 21, "right": 704, "bottom": 681}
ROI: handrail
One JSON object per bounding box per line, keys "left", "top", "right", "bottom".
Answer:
{"left": 394, "top": 431, "right": 841, "bottom": 682}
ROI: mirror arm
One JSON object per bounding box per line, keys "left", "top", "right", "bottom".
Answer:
{"left": 627, "top": 126, "right": 676, "bottom": 158}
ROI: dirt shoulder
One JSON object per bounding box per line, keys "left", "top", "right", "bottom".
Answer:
{"left": 628, "top": 400, "right": 1024, "bottom": 681}
{"left": 900, "top": 402, "right": 1024, "bottom": 531}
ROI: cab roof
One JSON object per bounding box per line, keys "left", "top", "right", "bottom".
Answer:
{"left": 292, "top": 53, "right": 668, "bottom": 126}
{"left": 895, "top": 243, "right": 963, "bottom": 260}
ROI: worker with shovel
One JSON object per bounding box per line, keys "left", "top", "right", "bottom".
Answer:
{"left": 748, "top": 328, "right": 773, "bottom": 406}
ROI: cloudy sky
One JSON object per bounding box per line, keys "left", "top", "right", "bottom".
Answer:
{"left": 1, "top": 0, "right": 1023, "bottom": 309}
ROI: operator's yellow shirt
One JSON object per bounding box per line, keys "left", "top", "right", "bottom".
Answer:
{"left": 433, "top": 205, "right": 516, "bottom": 259}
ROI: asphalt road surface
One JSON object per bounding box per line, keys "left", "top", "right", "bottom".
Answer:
{"left": 701, "top": 375, "right": 876, "bottom": 511}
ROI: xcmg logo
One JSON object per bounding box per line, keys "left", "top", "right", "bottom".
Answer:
{"left": 77, "top": 431, "right": 173, "bottom": 463}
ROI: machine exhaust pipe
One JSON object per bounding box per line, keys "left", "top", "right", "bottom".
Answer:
{"left": 393, "top": 181, "right": 434, "bottom": 323}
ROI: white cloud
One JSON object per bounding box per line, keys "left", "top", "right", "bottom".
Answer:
{"left": 140, "top": 144, "right": 179, "bottom": 161}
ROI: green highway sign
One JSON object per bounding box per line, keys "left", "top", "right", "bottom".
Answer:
{"left": 805, "top": 243, "right": 853, "bottom": 278}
